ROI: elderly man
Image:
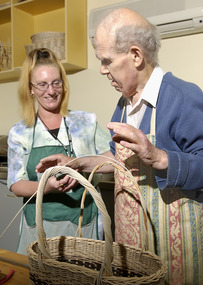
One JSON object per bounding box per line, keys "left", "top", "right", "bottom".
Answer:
{"left": 37, "top": 8, "right": 203, "bottom": 285}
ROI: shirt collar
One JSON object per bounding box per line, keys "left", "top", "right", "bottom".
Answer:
{"left": 127, "top": 66, "right": 164, "bottom": 109}
{"left": 143, "top": 66, "right": 164, "bottom": 107}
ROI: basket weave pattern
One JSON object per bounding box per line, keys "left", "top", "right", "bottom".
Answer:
{"left": 28, "top": 237, "right": 165, "bottom": 285}
{"left": 25, "top": 31, "right": 65, "bottom": 60}
{"left": 26, "top": 162, "right": 167, "bottom": 285}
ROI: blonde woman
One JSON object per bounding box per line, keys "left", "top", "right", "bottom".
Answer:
{"left": 7, "top": 48, "right": 110, "bottom": 254}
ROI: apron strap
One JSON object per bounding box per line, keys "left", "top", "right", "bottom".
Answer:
{"left": 120, "top": 100, "right": 126, "bottom": 123}
{"left": 150, "top": 107, "right": 156, "bottom": 136}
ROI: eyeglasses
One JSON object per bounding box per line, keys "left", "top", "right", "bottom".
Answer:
{"left": 30, "top": 79, "right": 63, "bottom": 91}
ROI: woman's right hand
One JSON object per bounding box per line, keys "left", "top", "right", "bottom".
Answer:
{"left": 44, "top": 174, "right": 78, "bottom": 194}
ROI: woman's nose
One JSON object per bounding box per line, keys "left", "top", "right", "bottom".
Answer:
{"left": 47, "top": 84, "right": 55, "bottom": 94}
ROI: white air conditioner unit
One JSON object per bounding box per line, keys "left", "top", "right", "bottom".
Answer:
{"left": 89, "top": 0, "right": 203, "bottom": 40}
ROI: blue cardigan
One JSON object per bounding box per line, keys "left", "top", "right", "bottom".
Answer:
{"left": 110, "top": 72, "right": 203, "bottom": 201}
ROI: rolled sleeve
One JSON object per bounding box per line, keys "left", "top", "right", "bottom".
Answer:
{"left": 155, "top": 150, "right": 189, "bottom": 190}
{"left": 7, "top": 125, "right": 30, "bottom": 189}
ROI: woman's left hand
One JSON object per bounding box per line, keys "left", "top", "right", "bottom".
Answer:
{"left": 57, "top": 175, "right": 78, "bottom": 192}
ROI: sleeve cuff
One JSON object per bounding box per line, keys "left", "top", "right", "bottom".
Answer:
{"left": 155, "top": 149, "right": 189, "bottom": 190}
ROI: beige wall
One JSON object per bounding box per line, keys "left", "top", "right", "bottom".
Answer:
{"left": 0, "top": 0, "right": 203, "bottom": 135}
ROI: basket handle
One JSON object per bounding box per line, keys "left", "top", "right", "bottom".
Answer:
{"left": 36, "top": 165, "right": 114, "bottom": 279}
{"left": 77, "top": 161, "right": 148, "bottom": 250}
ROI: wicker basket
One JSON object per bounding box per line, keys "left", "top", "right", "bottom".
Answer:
{"left": 26, "top": 162, "right": 167, "bottom": 285}
{"left": 25, "top": 31, "right": 65, "bottom": 60}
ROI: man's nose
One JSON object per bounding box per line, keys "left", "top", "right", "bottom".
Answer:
{"left": 100, "top": 64, "right": 109, "bottom": 75}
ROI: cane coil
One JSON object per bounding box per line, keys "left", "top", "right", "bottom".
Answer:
{"left": 26, "top": 161, "right": 167, "bottom": 284}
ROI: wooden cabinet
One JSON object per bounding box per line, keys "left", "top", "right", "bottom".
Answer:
{"left": 0, "top": 0, "right": 87, "bottom": 83}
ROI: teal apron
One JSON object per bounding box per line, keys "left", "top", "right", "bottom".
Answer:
{"left": 23, "top": 117, "right": 97, "bottom": 230}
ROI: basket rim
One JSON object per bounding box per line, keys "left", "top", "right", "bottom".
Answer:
{"left": 26, "top": 236, "right": 167, "bottom": 282}
{"left": 31, "top": 31, "right": 65, "bottom": 41}
{"left": 31, "top": 31, "right": 65, "bottom": 36}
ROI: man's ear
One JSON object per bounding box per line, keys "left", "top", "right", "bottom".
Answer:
{"left": 129, "top": 46, "right": 144, "bottom": 67}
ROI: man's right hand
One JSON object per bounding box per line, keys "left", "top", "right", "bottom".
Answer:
{"left": 36, "top": 153, "right": 76, "bottom": 173}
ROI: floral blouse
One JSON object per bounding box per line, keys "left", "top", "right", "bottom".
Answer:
{"left": 7, "top": 110, "right": 111, "bottom": 188}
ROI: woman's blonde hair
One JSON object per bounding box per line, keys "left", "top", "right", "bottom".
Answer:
{"left": 18, "top": 48, "right": 69, "bottom": 126}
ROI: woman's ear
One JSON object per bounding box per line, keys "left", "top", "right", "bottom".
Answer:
{"left": 30, "top": 88, "right": 35, "bottom": 97}
{"left": 129, "top": 46, "right": 144, "bottom": 67}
